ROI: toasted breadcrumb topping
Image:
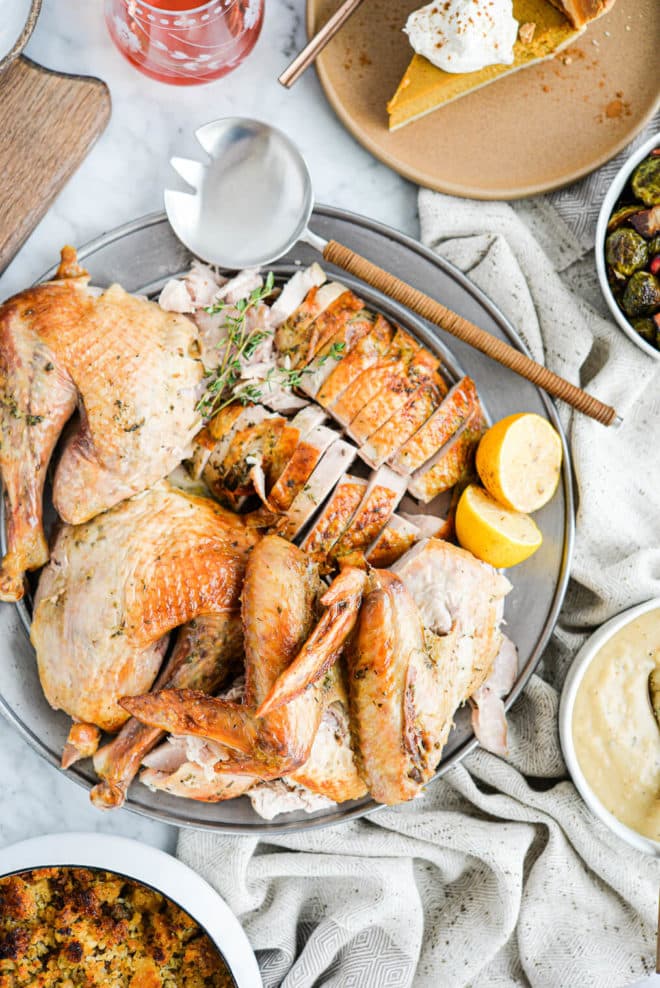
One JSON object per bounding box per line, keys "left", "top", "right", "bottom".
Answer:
{"left": 0, "top": 867, "right": 234, "bottom": 987}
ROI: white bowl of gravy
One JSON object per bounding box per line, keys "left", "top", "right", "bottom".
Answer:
{"left": 559, "top": 598, "right": 660, "bottom": 856}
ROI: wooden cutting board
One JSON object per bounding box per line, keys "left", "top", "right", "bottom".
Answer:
{"left": 0, "top": 57, "right": 111, "bottom": 273}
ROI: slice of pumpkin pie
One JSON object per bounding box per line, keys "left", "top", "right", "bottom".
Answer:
{"left": 387, "top": 0, "right": 616, "bottom": 131}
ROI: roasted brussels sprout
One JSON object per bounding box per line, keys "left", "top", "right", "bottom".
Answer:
{"left": 622, "top": 271, "right": 660, "bottom": 318}
{"left": 605, "top": 228, "right": 648, "bottom": 277}
{"left": 603, "top": 149, "right": 660, "bottom": 343}
{"left": 607, "top": 204, "right": 642, "bottom": 232}
{"left": 630, "top": 317, "right": 657, "bottom": 345}
{"left": 632, "top": 156, "right": 660, "bottom": 207}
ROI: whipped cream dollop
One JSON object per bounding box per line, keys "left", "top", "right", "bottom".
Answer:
{"left": 405, "top": 0, "right": 519, "bottom": 74}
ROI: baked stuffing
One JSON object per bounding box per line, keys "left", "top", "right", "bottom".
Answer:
{"left": 0, "top": 867, "right": 235, "bottom": 987}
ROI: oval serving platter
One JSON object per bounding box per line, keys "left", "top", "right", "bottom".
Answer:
{"left": 0, "top": 207, "right": 573, "bottom": 833}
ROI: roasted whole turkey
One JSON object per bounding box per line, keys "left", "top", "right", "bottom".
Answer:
{"left": 1, "top": 253, "right": 522, "bottom": 819}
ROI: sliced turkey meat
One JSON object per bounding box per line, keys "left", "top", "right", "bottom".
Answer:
{"left": 140, "top": 717, "right": 256, "bottom": 802}
{"left": 399, "top": 510, "right": 450, "bottom": 540}
{"left": 389, "top": 376, "right": 480, "bottom": 476}
{"left": 359, "top": 379, "right": 446, "bottom": 468}
{"left": 192, "top": 271, "right": 272, "bottom": 373}
{"left": 288, "top": 697, "right": 366, "bottom": 803}
{"left": 330, "top": 465, "right": 407, "bottom": 565}
{"left": 277, "top": 439, "right": 357, "bottom": 541}
{"left": 365, "top": 514, "right": 421, "bottom": 568}
{"left": 201, "top": 404, "right": 276, "bottom": 501}
{"left": 139, "top": 676, "right": 257, "bottom": 803}
{"left": 275, "top": 281, "right": 347, "bottom": 367}
{"left": 267, "top": 424, "right": 340, "bottom": 512}
{"left": 315, "top": 314, "right": 393, "bottom": 409}
{"left": 329, "top": 327, "right": 419, "bottom": 427}
{"left": 186, "top": 261, "right": 226, "bottom": 310}
{"left": 300, "top": 309, "right": 375, "bottom": 399}
{"left": 407, "top": 408, "right": 485, "bottom": 503}
{"left": 270, "top": 263, "right": 326, "bottom": 328}
{"left": 302, "top": 473, "right": 368, "bottom": 564}
{"left": 214, "top": 268, "right": 263, "bottom": 305}
{"left": 141, "top": 754, "right": 255, "bottom": 802}
{"left": 266, "top": 405, "right": 327, "bottom": 489}
{"left": 158, "top": 261, "right": 225, "bottom": 314}
{"left": 215, "top": 413, "right": 287, "bottom": 509}
{"left": 249, "top": 382, "right": 309, "bottom": 415}
{"left": 347, "top": 347, "right": 443, "bottom": 445}
{"left": 159, "top": 278, "right": 196, "bottom": 314}
{"left": 188, "top": 402, "right": 246, "bottom": 480}
{"left": 247, "top": 779, "right": 335, "bottom": 819}
{"left": 301, "top": 291, "right": 365, "bottom": 367}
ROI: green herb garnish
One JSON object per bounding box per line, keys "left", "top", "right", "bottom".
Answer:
{"left": 196, "top": 273, "right": 276, "bottom": 419}
{"left": 196, "top": 278, "right": 347, "bottom": 421}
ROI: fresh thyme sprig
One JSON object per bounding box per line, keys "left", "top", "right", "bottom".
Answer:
{"left": 321, "top": 341, "right": 347, "bottom": 364}
{"left": 196, "top": 276, "right": 347, "bottom": 421}
{"left": 196, "top": 273, "right": 275, "bottom": 419}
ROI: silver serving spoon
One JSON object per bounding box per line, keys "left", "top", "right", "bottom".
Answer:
{"left": 164, "top": 117, "right": 618, "bottom": 427}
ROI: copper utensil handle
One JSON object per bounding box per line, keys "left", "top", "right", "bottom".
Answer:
{"left": 279, "top": 0, "right": 365, "bottom": 88}
{"left": 323, "top": 239, "right": 619, "bottom": 427}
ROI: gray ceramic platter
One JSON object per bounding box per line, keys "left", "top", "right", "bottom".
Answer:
{"left": 0, "top": 207, "right": 574, "bottom": 833}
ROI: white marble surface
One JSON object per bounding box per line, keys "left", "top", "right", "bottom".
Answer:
{"left": 0, "top": 0, "right": 416, "bottom": 855}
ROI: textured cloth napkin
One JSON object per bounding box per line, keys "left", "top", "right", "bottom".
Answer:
{"left": 178, "top": 119, "right": 660, "bottom": 988}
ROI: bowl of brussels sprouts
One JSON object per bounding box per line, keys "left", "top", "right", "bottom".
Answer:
{"left": 596, "top": 132, "right": 660, "bottom": 359}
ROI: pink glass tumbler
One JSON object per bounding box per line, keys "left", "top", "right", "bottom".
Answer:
{"left": 105, "top": 0, "right": 264, "bottom": 85}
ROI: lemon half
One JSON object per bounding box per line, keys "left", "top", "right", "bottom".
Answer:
{"left": 476, "top": 413, "right": 562, "bottom": 514}
{"left": 455, "top": 484, "right": 542, "bottom": 568}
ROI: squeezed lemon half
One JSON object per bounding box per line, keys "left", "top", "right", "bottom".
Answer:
{"left": 476, "top": 413, "right": 562, "bottom": 514}
{"left": 455, "top": 484, "right": 542, "bottom": 568}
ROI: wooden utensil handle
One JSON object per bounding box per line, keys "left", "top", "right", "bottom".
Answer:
{"left": 324, "top": 239, "right": 619, "bottom": 427}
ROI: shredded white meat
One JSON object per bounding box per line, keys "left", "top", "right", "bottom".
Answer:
{"left": 185, "top": 261, "right": 224, "bottom": 309}
{"left": 247, "top": 779, "right": 335, "bottom": 820}
{"left": 159, "top": 261, "right": 225, "bottom": 314}
{"left": 159, "top": 278, "right": 195, "bottom": 313}
{"left": 215, "top": 268, "right": 262, "bottom": 305}
{"left": 470, "top": 636, "right": 518, "bottom": 756}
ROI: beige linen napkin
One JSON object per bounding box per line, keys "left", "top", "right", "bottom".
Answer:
{"left": 179, "top": 126, "right": 660, "bottom": 988}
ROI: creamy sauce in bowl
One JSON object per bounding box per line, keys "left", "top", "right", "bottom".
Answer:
{"left": 572, "top": 608, "right": 660, "bottom": 842}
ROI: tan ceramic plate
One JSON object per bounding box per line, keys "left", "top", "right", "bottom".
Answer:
{"left": 307, "top": 0, "right": 660, "bottom": 199}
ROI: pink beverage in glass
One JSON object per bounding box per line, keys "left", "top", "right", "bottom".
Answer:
{"left": 105, "top": 0, "right": 264, "bottom": 85}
